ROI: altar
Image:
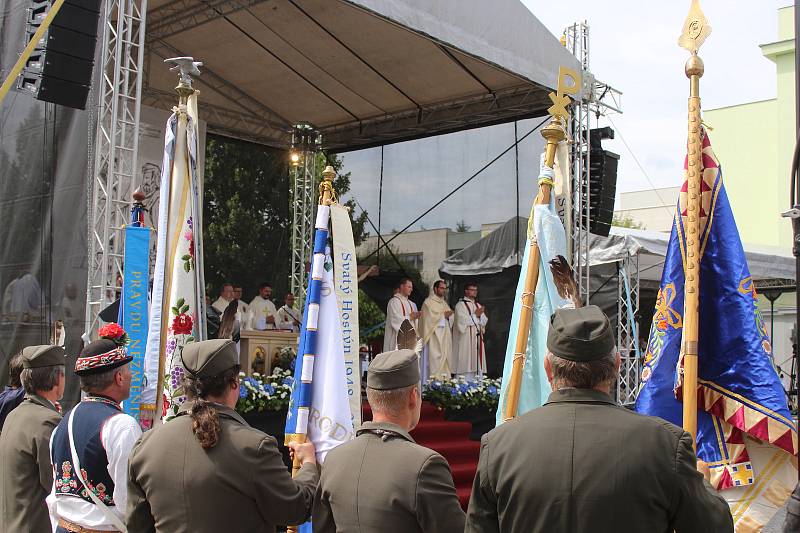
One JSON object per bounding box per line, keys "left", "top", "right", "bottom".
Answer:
{"left": 239, "top": 329, "right": 299, "bottom": 376}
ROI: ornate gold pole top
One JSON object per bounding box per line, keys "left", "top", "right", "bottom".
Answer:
{"left": 679, "top": 0, "right": 711, "bottom": 90}
{"left": 541, "top": 66, "right": 580, "bottom": 169}
{"left": 320, "top": 165, "right": 338, "bottom": 206}
{"left": 164, "top": 57, "right": 203, "bottom": 107}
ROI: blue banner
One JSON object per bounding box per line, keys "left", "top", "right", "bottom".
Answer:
{"left": 635, "top": 131, "right": 796, "bottom": 490}
{"left": 122, "top": 225, "right": 150, "bottom": 419}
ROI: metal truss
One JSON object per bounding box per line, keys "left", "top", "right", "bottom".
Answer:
{"left": 616, "top": 253, "right": 641, "bottom": 406}
{"left": 566, "top": 22, "right": 636, "bottom": 405}
{"left": 566, "top": 22, "right": 592, "bottom": 306}
{"left": 289, "top": 124, "right": 321, "bottom": 303}
{"left": 566, "top": 21, "right": 625, "bottom": 305}
{"left": 146, "top": 0, "right": 270, "bottom": 40}
{"left": 85, "top": 0, "right": 148, "bottom": 336}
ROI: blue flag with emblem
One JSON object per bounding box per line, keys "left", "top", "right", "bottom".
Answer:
{"left": 635, "top": 130, "right": 797, "bottom": 527}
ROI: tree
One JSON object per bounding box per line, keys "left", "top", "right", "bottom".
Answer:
{"left": 202, "top": 136, "right": 369, "bottom": 300}
{"left": 203, "top": 135, "right": 290, "bottom": 299}
{"left": 455, "top": 219, "right": 471, "bottom": 232}
{"left": 611, "top": 214, "right": 646, "bottom": 230}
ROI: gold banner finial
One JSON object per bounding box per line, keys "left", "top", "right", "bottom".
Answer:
{"left": 541, "top": 66, "right": 580, "bottom": 168}
{"left": 678, "top": 0, "right": 711, "bottom": 53}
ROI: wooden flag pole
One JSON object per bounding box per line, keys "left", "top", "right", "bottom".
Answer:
{"left": 678, "top": 0, "right": 711, "bottom": 447}
{"left": 502, "top": 66, "right": 578, "bottom": 422}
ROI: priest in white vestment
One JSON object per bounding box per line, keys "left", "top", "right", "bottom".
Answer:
{"left": 247, "top": 282, "right": 277, "bottom": 330}
{"left": 276, "top": 293, "right": 302, "bottom": 332}
{"left": 452, "top": 282, "right": 488, "bottom": 380}
{"left": 419, "top": 280, "right": 454, "bottom": 380}
{"left": 382, "top": 278, "right": 420, "bottom": 352}
{"left": 211, "top": 283, "right": 233, "bottom": 314}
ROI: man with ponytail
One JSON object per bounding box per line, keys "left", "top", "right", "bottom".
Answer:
{"left": 126, "top": 339, "right": 319, "bottom": 532}
{"left": 47, "top": 323, "right": 142, "bottom": 533}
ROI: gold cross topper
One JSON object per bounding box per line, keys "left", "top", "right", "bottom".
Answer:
{"left": 678, "top": 0, "right": 711, "bottom": 53}
{"left": 547, "top": 66, "right": 580, "bottom": 120}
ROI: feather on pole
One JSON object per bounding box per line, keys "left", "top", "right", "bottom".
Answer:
{"left": 397, "top": 319, "right": 423, "bottom": 355}
{"left": 549, "top": 255, "right": 581, "bottom": 308}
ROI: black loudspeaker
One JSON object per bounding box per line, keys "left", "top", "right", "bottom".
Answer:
{"left": 587, "top": 127, "right": 619, "bottom": 237}
{"left": 17, "top": 0, "right": 102, "bottom": 110}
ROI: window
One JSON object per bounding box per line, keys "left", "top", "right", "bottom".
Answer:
{"left": 398, "top": 252, "right": 423, "bottom": 271}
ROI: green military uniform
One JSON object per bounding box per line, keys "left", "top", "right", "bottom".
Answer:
{"left": 312, "top": 349, "right": 465, "bottom": 533}
{"left": 465, "top": 306, "right": 733, "bottom": 533}
{"left": 126, "top": 339, "right": 318, "bottom": 532}
{"left": 0, "top": 345, "right": 64, "bottom": 532}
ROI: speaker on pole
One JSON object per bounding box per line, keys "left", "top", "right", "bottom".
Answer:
{"left": 17, "top": 0, "right": 102, "bottom": 110}
{"left": 588, "top": 127, "right": 619, "bottom": 238}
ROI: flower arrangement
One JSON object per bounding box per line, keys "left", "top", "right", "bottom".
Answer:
{"left": 272, "top": 345, "right": 297, "bottom": 372}
{"left": 98, "top": 323, "right": 130, "bottom": 346}
{"left": 423, "top": 375, "right": 502, "bottom": 412}
{"left": 236, "top": 367, "right": 295, "bottom": 414}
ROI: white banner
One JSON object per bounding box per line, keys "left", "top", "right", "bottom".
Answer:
{"left": 142, "top": 94, "right": 204, "bottom": 423}
{"left": 330, "top": 204, "right": 361, "bottom": 429}
{"left": 308, "top": 250, "right": 355, "bottom": 462}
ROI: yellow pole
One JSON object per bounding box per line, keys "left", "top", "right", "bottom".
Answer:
{"left": 0, "top": 0, "right": 67, "bottom": 108}
{"left": 678, "top": 0, "right": 711, "bottom": 448}
{"left": 502, "top": 119, "right": 563, "bottom": 422}
{"left": 286, "top": 164, "right": 335, "bottom": 533}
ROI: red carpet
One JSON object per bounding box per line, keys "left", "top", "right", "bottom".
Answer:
{"left": 363, "top": 402, "right": 480, "bottom": 509}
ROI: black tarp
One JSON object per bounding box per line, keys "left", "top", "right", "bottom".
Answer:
{"left": 0, "top": 1, "right": 90, "bottom": 408}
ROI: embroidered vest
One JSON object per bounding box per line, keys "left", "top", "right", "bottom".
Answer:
{"left": 51, "top": 397, "right": 120, "bottom": 506}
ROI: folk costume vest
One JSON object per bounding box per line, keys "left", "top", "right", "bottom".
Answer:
{"left": 51, "top": 396, "right": 121, "bottom": 506}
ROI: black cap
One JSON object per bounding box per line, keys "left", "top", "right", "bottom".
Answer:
{"left": 546, "top": 305, "right": 615, "bottom": 362}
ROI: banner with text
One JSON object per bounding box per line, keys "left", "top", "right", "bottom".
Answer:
{"left": 122, "top": 225, "right": 150, "bottom": 419}
{"left": 331, "top": 204, "right": 361, "bottom": 429}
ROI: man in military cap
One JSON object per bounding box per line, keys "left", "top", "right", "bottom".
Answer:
{"left": 127, "top": 339, "right": 318, "bottom": 532}
{"left": 0, "top": 344, "right": 65, "bottom": 531}
{"left": 313, "top": 348, "right": 465, "bottom": 532}
{"left": 48, "top": 323, "right": 141, "bottom": 532}
{"left": 465, "top": 305, "right": 734, "bottom": 533}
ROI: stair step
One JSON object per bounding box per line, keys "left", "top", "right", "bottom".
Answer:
{"left": 429, "top": 440, "right": 481, "bottom": 464}
{"left": 449, "top": 462, "right": 478, "bottom": 486}
{"left": 411, "top": 420, "right": 471, "bottom": 443}
{"left": 362, "top": 401, "right": 443, "bottom": 422}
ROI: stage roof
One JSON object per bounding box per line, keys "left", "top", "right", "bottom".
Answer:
{"left": 142, "top": 0, "right": 579, "bottom": 151}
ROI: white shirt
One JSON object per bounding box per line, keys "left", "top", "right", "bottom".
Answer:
{"left": 47, "top": 411, "right": 142, "bottom": 531}
{"left": 276, "top": 305, "right": 301, "bottom": 331}
{"left": 211, "top": 296, "right": 231, "bottom": 314}
{"left": 248, "top": 296, "right": 278, "bottom": 330}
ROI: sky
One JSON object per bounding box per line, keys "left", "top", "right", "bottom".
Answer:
{"left": 340, "top": 1, "right": 788, "bottom": 234}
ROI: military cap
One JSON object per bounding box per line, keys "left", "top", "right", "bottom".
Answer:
{"left": 180, "top": 339, "right": 239, "bottom": 379}
{"left": 367, "top": 349, "right": 420, "bottom": 390}
{"left": 546, "top": 305, "right": 615, "bottom": 362}
{"left": 21, "top": 345, "right": 65, "bottom": 369}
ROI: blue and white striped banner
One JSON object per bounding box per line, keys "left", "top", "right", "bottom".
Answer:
{"left": 285, "top": 205, "right": 330, "bottom": 440}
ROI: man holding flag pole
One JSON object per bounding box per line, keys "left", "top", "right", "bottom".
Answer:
{"left": 466, "top": 21, "right": 733, "bottom": 530}
{"left": 284, "top": 165, "right": 358, "bottom": 532}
